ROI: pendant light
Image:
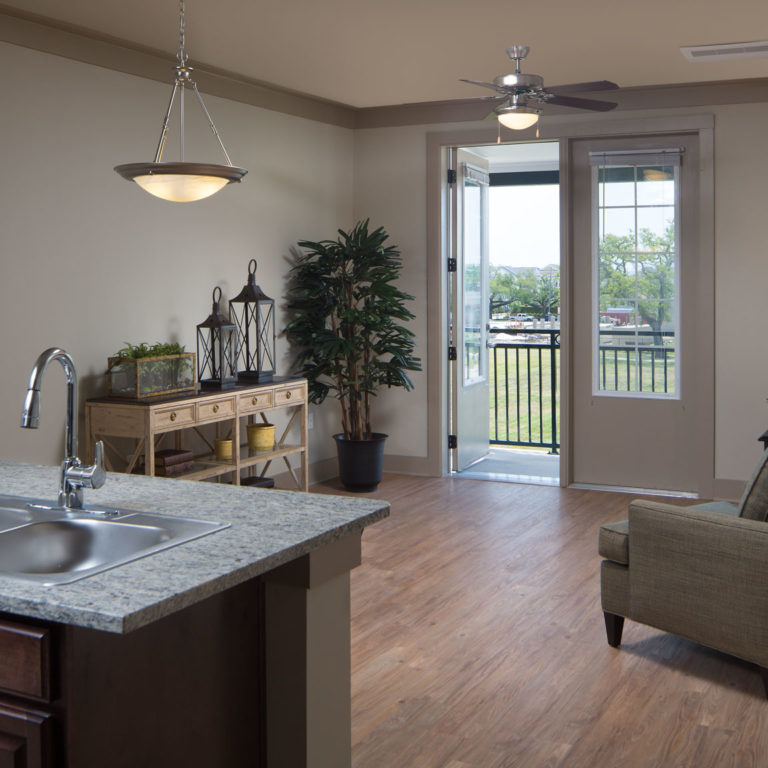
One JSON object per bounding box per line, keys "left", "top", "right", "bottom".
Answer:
{"left": 114, "top": 0, "right": 247, "bottom": 202}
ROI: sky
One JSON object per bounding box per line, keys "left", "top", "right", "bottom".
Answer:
{"left": 489, "top": 185, "right": 560, "bottom": 269}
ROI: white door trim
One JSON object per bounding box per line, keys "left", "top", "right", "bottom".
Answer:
{"left": 426, "top": 113, "right": 714, "bottom": 489}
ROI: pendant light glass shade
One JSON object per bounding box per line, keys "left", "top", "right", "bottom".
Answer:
{"left": 114, "top": 0, "right": 247, "bottom": 203}
{"left": 496, "top": 106, "right": 540, "bottom": 130}
{"left": 115, "top": 163, "right": 245, "bottom": 202}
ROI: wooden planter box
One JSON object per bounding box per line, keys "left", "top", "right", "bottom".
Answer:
{"left": 107, "top": 353, "right": 197, "bottom": 399}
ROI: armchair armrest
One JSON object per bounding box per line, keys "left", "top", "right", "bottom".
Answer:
{"left": 628, "top": 499, "right": 768, "bottom": 667}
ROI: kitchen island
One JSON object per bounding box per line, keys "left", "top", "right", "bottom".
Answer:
{"left": 0, "top": 462, "right": 388, "bottom": 768}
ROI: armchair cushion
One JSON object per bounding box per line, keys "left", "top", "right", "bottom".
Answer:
{"left": 598, "top": 502, "right": 737, "bottom": 567}
{"left": 738, "top": 449, "right": 768, "bottom": 521}
{"left": 598, "top": 520, "right": 629, "bottom": 564}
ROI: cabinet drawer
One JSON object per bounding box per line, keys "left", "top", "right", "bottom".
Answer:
{"left": 0, "top": 702, "right": 53, "bottom": 767}
{"left": 274, "top": 386, "right": 304, "bottom": 406}
{"left": 239, "top": 391, "right": 274, "bottom": 414}
{"left": 152, "top": 404, "right": 196, "bottom": 431}
{"left": 197, "top": 396, "right": 236, "bottom": 423}
{"left": 0, "top": 621, "right": 51, "bottom": 701}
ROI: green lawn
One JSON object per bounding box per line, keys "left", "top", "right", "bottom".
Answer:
{"left": 598, "top": 348, "right": 676, "bottom": 394}
{"left": 489, "top": 346, "right": 560, "bottom": 447}
{"left": 488, "top": 345, "right": 676, "bottom": 447}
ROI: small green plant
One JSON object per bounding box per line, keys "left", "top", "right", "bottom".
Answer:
{"left": 114, "top": 341, "right": 186, "bottom": 359}
{"left": 110, "top": 342, "right": 192, "bottom": 395}
{"left": 285, "top": 220, "right": 421, "bottom": 441}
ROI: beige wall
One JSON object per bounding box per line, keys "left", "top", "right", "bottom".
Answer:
{"left": 710, "top": 102, "right": 768, "bottom": 481}
{"left": 352, "top": 126, "right": 430, "bottom": 458}
{"left": 352, "top": 104, "right": 768, "bottom": 489}
{"left": 1, "top": 42, "right": 354, "bottom": 470}
{"left": 3, "top": 36, "right": 767, "bottom": 490}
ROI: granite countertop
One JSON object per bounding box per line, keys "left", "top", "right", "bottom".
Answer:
{"left": 0, "top": 462, "right": 389, "bottom": 634}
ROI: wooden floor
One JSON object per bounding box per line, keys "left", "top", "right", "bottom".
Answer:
{"left": 313, "top": 475, "right": 768, "bottom": 768}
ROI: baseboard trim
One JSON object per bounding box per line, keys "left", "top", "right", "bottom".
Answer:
{"left": 568, "top": 482, "right": 698, "bottom": 499}
{"left": 270, "top": 453, "right": 434, "bottom": 490}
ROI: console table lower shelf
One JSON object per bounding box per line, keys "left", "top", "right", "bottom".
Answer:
{"left": 85, "top": 378, "right": 309, "bottom": 491}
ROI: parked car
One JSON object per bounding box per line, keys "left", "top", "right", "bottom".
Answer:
{"left": 513, "top": 313, "right": 534, "bottom": 321}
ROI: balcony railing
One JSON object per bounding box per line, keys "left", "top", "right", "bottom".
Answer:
{"left": 598, "top": 328, "right": 675, "bottom": 393}
{"left": 489, "top": 329, "right": 559, "bottom": 453}
{"left": 488, "top": 326, "right": 676, "bottom": 454}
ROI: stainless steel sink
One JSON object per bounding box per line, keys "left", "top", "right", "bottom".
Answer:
{"left": 0, "top": 494, "right": 229, "bottom": 586}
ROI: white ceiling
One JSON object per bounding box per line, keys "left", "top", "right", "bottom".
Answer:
{"left": 4, "top": 0, "right": 768, "bottom": 108}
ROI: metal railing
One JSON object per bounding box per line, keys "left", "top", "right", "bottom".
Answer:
{"left": 489, "top": 329, "right": 559, "bottom": 453}
{"left": 488, "top": 327, "right": 676, "bottom": 454}
{"left": 598, "top": 328, "right": 675, "bottom": 393}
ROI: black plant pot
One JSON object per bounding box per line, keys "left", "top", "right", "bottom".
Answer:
{"left": 333, "top": 433, "right": 387, "bottom": 492}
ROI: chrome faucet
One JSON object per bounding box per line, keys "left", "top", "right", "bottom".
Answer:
{"left": 21, "top": 348, "right": 106, "bottom": 508}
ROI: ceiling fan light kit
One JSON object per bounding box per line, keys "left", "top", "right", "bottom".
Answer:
{"left": 461, "top": 45, "right": 619, "bottom": 133}
{"left": 496, "top": 105, "right": 541, "bottom": 131}
{"left": 114, "top": 0, "right": 246, "bottom": 202}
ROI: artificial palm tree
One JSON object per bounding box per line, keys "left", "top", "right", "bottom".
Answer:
{"left": 286, "top": 219, "right": 421, "bottom": 449}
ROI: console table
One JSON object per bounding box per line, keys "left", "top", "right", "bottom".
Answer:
{"left": 85, "top": 377, "right": 309, "bottom": 490}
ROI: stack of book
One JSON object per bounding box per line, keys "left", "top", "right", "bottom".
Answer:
{"left": 154, "top": 449, "right": 195, "bottom": 477}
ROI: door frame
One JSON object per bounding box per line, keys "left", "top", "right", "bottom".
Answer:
{"left": 426, "top": 113, "right": 713, "bottom": 493}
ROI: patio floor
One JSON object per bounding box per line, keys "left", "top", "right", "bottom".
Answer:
{"left": 457, "top": 446, "right": 559, "bottom": 485}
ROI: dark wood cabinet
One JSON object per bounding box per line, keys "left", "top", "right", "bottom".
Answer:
{"left": 0, "top": 620, "right": 54, "bottom": 768}
{"left": 0, "top": 620, "right": 51, "bottom": 702}
{"left": 0, "top": 577, "right": 267, "bottom": 768}
{"left": 0, "top": 703, "right": 53, "bottom": 768}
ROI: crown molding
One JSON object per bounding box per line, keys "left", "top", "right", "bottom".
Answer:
{"left": 0, "top": 5, "right": 357, "bottom": 129}
{"left": 1, "top": 5, "right": 767, "bottom": 132}
{"left": 355, "top": 78, "right": 768, "bottom": 129}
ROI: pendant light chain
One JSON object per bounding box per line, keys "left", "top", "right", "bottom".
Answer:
{"left": 113, "top": 0, "right": 247, "bottom": 201}
{"left": 177, "top": 0, "right": 188, "bottom": 65}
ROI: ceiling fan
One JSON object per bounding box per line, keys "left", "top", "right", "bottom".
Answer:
{"left": 461, "top": 45, "right": 619, "bottom": 130}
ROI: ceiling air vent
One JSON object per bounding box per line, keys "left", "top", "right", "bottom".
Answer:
{"left": 681, "top": 40, "right": 768, "bottom": 62}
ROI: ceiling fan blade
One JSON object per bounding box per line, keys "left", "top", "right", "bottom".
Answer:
{"left": 545, "top": 94, "right": 618, "bottom": 111}
{"left": 547, "top": 80, "right": 619, "bottom": 94}
{"left": 460, "top": 78, "right": 508, "bottom": 94}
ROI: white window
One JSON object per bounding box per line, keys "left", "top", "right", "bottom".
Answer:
{"left": 461, "top": 164, "right": 489, "bottom": 383}
{"left": 590, "top": 149, "right": 682, "bottom": 397}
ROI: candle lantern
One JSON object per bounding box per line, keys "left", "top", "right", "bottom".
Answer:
{"left": 229, "top": 259, "right": 276, "bottom": 382}
{"left": 196, "top": 286, "right": 237, "bottom": 389}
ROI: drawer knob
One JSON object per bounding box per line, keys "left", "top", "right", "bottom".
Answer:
{"left": 213, "top": 404, "right": 220, "bottom": 413}
{"left": 169, "top": 412, "right": 177, "bottom": 422}
{"left": 252, "top": 396, "right": 258, "bottom": 405}
{"left": 285, "top": 391, "right": 292, "bottom": 399}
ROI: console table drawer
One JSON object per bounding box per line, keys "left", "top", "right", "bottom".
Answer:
{"left": 198, "top": 396, "right": 236, "bottom": 422}
{"left": 0, "top": 621, "right": 51, "bottom": 701}
{"left": 239, "top": 391, "right": 274, "bottom": 413}
{"left": 274, "top": 386, "right": 303, "bottom": 405}
{"left": 152, "top": 404, "right": 196, "bottom": 431}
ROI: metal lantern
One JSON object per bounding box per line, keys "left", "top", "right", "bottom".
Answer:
{"left": 229, "top": 259, "right": 276, "bottom": 383}
{"left": 196, "top": 287, "right": 237, "bottom": 389}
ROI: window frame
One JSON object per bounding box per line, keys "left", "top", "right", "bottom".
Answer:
{"left": 590, "top": 157, "right": 682, "bottom": 400}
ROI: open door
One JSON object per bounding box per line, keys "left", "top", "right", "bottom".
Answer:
{"left": 451, "top": 155, "right": 490, "bottom": 470}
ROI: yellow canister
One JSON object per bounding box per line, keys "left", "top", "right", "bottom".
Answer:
{"left": 214, "top": 438, "right": 233, "bottom": 461}
{"left": 247, "top": 423, "right": 276, "bottom": 451}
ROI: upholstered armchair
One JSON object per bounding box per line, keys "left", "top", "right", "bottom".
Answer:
{"left": 599, "top": 450, "right": 768, "bottom": 694}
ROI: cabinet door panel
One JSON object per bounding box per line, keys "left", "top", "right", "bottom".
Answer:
{"left": 0, "top": 704, "right": 52, "bottom": 768}
{"left": 0, "top": 731, "right": 24, "bottom": 768}
{"left": 0, "top": 621, "right": 50, "bottom": 701}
